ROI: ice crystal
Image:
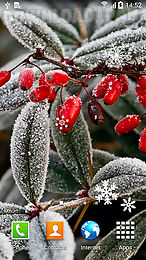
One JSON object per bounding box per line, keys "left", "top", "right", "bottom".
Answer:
{"left": 94, "top": 180, "right": 119, "bottom": 205}
{"left": 28, "top": 210, "right": 75, "bottom": 260}
{"left": 89, "top": 158, "right": 146, "bottom": 199}
{"left": 2, "top": 11, "right": 64, "bottom": 59}
{"left": 121, "top": 197, "right": 136, "bottom": 213}
{"left": 73, "top": 27, "right": 146, "bottom": 67}
{"left": 0, "top": 233, "right": 14, "bottom": 260}
{"left": 10, "top": 101, "right": 50, "bottom": 202}
{"left": 91, "top": 9, "right": 145, "bottom": 40}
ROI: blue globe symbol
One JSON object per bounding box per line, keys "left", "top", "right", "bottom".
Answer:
{"left": 81, "top": 221, "right": 100, "bottom": 240}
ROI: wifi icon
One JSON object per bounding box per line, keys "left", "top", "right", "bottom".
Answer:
{"left": 101, "top": 1, "right": 108, "bottom": 8}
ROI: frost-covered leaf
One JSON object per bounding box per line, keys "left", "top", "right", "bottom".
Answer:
{"left": 11, "top": 101, "right": 50, "bottom": 203}
{"left": 85, "top": 210, "right": 146, "bottom": 260}
{"left": 0, "top": 64, "right": 54, "bottom": 116}
{"left": 51, "top": 89, "right": 92, "bottom": 187}
{"left": 0, "top": 233, "right": 14, "bottom": 260}
{"left": 83, "top": 3, "right": 113, "bottom": 38}
{"left": 45, "top": 150, "right": 82, "bottom": 193}
{"left": 0, "top": 202, "right": 28, "bottom": 252}
{"left": 0, "top": 169, "right": 25, "bottom": 204}
{"left": 73, "top": 27, "right": 146, "bottom": 67}
{"left": 21, "top": 2, "right": 81, "bottom": 45}
{"left": 89, "top": 158, "right": 146, "bottom": 199}
{"left": 28, "top": 210, "right": 75, "bottom": 260}
{"left": 91, "top": 9, "right": 145, "bottom": 40}
{"left": 2, "top": 11, "right": 64, "bottom": 59}
{"left": 92, "top": 149, "right": 117, "bottom": 174}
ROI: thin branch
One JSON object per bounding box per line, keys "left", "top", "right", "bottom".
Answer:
{"left": 73, "top": 204, "right": 89, "bottom": 233}
{"left": 49, "top": 197, "right": 95, "bottom": 213}
{"left": 76, "top": 5, "right": 88, "bottom": 40}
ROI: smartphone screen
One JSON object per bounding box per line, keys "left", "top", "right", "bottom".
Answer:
{"left": 0, "top": 1, "right": 146, "bottom": 260}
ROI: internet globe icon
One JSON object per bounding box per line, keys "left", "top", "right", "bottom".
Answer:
{"left": 81, "top": 221, "right": 100, "bottom": 240}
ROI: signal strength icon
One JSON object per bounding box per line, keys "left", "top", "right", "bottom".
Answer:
{"left": 101, "top": 1, "right": 108, "bottom": 8}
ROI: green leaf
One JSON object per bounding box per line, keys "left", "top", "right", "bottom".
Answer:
{"left": 2, "top": 11, "right": 64, "bottom": 59}
{"left": 92, "top": 149, "right": 117, "bottom": 174}
{"left": 21, "top": 3, "right": 81, "bottom": 45}
{"left": 0, "top": 202, "right": 28, "bottom": 253}
{"left": 45, "top": 150, "right": 82, "bottom": 193}
{"left": 91, "top": 9, "right": 145, "bottom": 40}
{"left": 10, "top": 101, "right": 50, "bottom": 203}
{"left": 89, "top": 157, "right": 146, "bottom": 199}
{"left": 50, "top": 89, "right": 92, "bottom": 187}
{"left": 73, "top": 27, "right": 146, "bottom": 67}
{"left": 85, "top": 210, "right": 146, "bottom": 260}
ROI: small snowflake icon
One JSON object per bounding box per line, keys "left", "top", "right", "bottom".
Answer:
{"left": 121, "top": 197, "right": 136, "bottom": 213}
{"left": 94, "top": 180, "right": 119, "bottom": 205}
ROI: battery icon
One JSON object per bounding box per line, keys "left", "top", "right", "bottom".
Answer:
{"left": 118, "top": 1, "right": 124, "bottom": 9}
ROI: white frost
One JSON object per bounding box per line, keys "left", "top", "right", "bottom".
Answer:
{"left": 0, "top": 233, "right": 14, "bottom": 260}
{"left": 28, "top": 210, "right": 75, "bottom": 260}
{"left": 10, "top": 101, "right": 50, "bottom": 202}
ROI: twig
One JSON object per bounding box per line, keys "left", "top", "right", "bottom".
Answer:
{"left": 76, "top": 5, "right": 88, "bottom": 40}
{"left": 73, "top": 204, "right": 89, "bottom": 232}
{"left": 49, "top": 197, "right": 95, "bottom": 213}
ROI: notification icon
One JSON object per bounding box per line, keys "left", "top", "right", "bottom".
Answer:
{"left": 46, "top": 221, "right": 64, "bottom": 240}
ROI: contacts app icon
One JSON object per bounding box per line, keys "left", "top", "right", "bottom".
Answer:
{"left": 46, "top": 221, "right": 64, "bottom": 240}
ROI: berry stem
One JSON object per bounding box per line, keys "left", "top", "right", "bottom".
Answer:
{"left": 83, "top": 69, "right": 95, "bottom": 83}
{"left": 82, "top": 83, "right": 94, "bottom": 101}
{"left": 28, "top": 61, "right": 45, "bottom": 74}
{"left": 138, "top": 113, "right": 146, "bottom": 119}
{"left": 8, "top": 54, "right": 33, "bottom": 73}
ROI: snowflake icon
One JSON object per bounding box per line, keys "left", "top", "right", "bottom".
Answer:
{"left": 121, "top": 197, "right": 136, "bottom": 213}
{"left": 94, "top": 180, "right": 119, "bottom": 205}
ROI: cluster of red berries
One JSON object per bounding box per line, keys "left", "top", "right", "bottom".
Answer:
{"left": 92, "top": 74, "right": 129, "bottom": 105}
{"left": 18, "top": 68, "right": 69, "bottom": 102}
{"left": 0, "top": 67, "right": 145, "bottom": 151}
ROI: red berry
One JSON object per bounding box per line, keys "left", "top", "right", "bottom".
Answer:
{"left": 76, "top": 189, "right": 88, "bottom": 198}
{"left": 39, "top": 74, "right": 51, "bottom": 87}
{"left": 135, "top": 84, "right": 146, "bottom": 108}
{"left": 87, "top": 100, "right": 105, "bottom": 125}
{"left": 139, "top": 128, "right": 146, "bottom": 153}
{"left": 115, "top": 115, "right": 141, "bottom": 135}
{"left": 92, "top": 75, "right": 117, "bottom": 99}
{"left": 104, "top": 80, "right": 122, "bottom": 105}
{"left": 118, "top": 74, "right": 129, "bottom": 95}
{"left": 56, "top": 96, "right": 81, "bottom": 133}
{"left": 19, "top": 68, "right": 34, "bottom": 91}
{"left": 29, "top": 86, "right": 55, "bottom": 102}
{"left": 0, "top": 71, "right": 11, "bottom": 87}
{"left": 137, "top": 76, "right": 146, "bottom": 89}
{"left": 44, "top": 70, "right": 69, "bottom": 86}
{"left": 25, "top": 204, "right": 40, "bottom": 217}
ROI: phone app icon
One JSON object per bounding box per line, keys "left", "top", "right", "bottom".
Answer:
{"left": 46, "top": 221, "right": 64, "bottom": 240}
{"left": 12, "top": 221, "right": 29, "bottom": 239}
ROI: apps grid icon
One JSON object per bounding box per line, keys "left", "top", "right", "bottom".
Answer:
{"left": 116, "top": 221, "right": 135, "bottom": 240}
